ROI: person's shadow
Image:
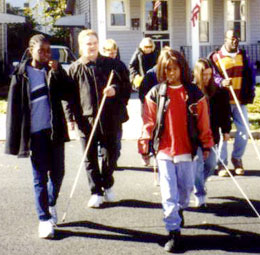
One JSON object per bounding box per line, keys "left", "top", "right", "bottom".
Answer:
{"left": 53, "top": 199, "right": 260, "bottom": 253}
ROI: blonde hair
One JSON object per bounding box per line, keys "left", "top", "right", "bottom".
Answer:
{"left": 194, "top": 58, "right": 212, "bottom": 90}
{"left": 139, "top": 37, "right": 155, "bottom": 52}
{"left": 103, "top": 39, "right": 118, "bottom": 51}
{"left": 78, "top": 29, "right": 98, "bottom": 56}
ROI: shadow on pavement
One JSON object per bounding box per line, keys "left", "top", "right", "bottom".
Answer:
{"left": 187, "top": 196, "right": 260, "bottom": 218}
{"left": 54, "top": 221, "right": 260, "bottom": 253}
{"left": 242, "top": 169, "right": 260, "bottom": 177}
{"left": 116, "top": 166, "right": 154, "bottom": 172}
{"left": 55, "top": 220, "right": 165, "bottom": 246}
{"left": 101, "top": 199, "right": 162, "bottom": 209}
{"left": 182, "top": 224, "right": 260, "bottom": 253}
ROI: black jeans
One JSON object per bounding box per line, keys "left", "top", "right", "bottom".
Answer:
{"left": 80, "top": 128, "right": 118, "bottom": 196}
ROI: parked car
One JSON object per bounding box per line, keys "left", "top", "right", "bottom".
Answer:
{"left": 12, "top": 45, "right": 76, "bottom": 73}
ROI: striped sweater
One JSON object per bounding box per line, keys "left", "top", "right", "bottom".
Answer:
{"left": 210, "top": 46, "right": 255, "bottom": 105}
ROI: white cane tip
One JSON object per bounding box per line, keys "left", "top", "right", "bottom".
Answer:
{"left": 153, "top": 181, "right": 160, "bottom": 186}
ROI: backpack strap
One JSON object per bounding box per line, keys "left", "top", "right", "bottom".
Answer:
{"left": 153, "top": 83, "right": 169, "bottom": 154}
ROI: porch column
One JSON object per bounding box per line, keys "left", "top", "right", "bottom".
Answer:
{"left": 97, "top": 0, "right": 107, "bottom": 47}
{"left": 191, "top": 0, "right": 200, "bottom": 68}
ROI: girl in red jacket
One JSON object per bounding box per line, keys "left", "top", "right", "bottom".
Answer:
{"left": 138, "top": 48, "right": 213, "bottom": 252}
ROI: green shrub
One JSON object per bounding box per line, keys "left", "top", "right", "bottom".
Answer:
{"left": 0, "top": 98, "right": 7, "bottom": 114}
{"left": 247, "top": 84, "right": 260, "bottom": 113}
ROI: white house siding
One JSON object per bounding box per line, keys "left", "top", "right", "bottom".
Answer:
{"left": 212, "top": 0, "right": 225, "bottom": 45}
{"left": 106, "top": 0, "right": 143, "bottom": 65}
{"left": 171, "top": 0, "right": 187, "bottom": 50}
{"left": 91, "top": 0, "right": 97, "bottom": 31}
{"left": 249, "top": 0, "right": 260, "bottom": 44}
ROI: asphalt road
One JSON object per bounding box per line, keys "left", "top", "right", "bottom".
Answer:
{"left": 1, "top": 138, "right": 260, "bottom": 255}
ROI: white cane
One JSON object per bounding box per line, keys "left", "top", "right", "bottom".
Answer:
{"left": 212, "top": 146, "right": 260, "bottom": 218}
{"left": 216, "top": 54, "right": 260, "bottom": 162}
{"left": 62, "top": 71, "right": 114, "bottom": 222}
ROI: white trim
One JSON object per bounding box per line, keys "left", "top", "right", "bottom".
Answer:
{"left": 55, "top": 14, "right": 85, "bottom": 27}
{"left": 107, "top": 0, "right": 130, "bottom": 31}
{"left": 187, "top": 0, "right": 212, "bottom": 46}
{"left": 97, "top": 0, "right": 107, "bottom": 44}
{"left": 0, "top": 13, "right": 25, "bottom": 24}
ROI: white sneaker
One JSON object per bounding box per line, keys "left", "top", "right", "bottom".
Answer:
{"left": 87, "top": 194, "right": 104, "bottom": 208}
{"left": 49, "top": 206, "right": 58, "bottom": 224}
{"left": 38, "top": 220, "right": 54, "bottom": 239}
{"left": 194, "top": 196, "right": 206, "bottom": 208}
{"left": 104, "top": 188, "right": 115, "bottom": 202}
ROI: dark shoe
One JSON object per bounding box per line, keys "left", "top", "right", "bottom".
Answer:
{"left": 179, "top": 209, "right": 184, "bottom": 228}
{"left": 164, "top": 230, "right": 181, "bottom": 252}
{"left": 231, "top": 158, "right": 245, "bottom": 175}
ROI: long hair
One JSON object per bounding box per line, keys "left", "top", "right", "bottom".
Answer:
{"left": 156, "top": 47, "right": 192, "bottom": 85}
{"left": 194, "top": 58, "right": 216, "bottom": 97}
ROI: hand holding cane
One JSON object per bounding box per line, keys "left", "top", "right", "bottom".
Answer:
{"left": 216, "top": 54, "right": 260, "bottom": 162}
{"left": 62, "top": 70, "right": 114, "bottom": 222}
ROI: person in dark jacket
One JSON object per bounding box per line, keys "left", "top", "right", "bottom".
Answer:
{"left": 139, "top": 65, "right": 158, "bottom": 105}
{"left": 102, "top": 38, "right": 131, "bottom": 161}
{"left": 129, "top": 37, "right": 158, "bottom": 90}
{"left": 193, "top": 58, "right": 232, "bottom": 208}
{"left": 209, "top": 29, "right": 255, "bottom": 177}
{"left": 67, "top": 30, "right": 128, "bottom": 208}
{"left": 5, "top": 34, "right": 72, "bottom": 239}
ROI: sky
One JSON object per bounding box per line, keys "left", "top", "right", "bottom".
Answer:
{"left": 6, "top": 0, "right": 37, "bottom": 8}
{"left": 6, "top": 0, "right": 27, "bottom": 8}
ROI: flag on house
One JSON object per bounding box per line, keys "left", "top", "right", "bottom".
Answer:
{"left": 191, "top": 0, "right": 203, "bottom": 27}
{"left": 153, "top": 0, "right": 161, "bottom": 11}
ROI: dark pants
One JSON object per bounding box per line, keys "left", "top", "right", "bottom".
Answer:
{"left": 80, "top": 124, "right": 118, "bottom": 196}
{"left": 30, "top": 129, "right": 65, "bottom": 221}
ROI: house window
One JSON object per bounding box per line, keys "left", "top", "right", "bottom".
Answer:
{"left": 145, "top": 0, "right": 168, "bottom": 31}
{"left": 226, "top": 0, "right": 246, "bottom": 42}
{"left": 108, "top": 0, "right": 129, "bottom": 29}
{"left": 199, "top": 0, "right": 209, "bottom": 43}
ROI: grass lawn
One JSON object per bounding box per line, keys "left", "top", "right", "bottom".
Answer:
{"left": 0, "top": 97, "right": 7, "bottom": 114}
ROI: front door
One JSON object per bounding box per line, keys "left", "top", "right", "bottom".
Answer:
{"left": 143, "top": 0, "right": 170, "bottom": 51}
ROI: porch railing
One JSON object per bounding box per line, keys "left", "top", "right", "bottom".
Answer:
{"left": 180, "top": 44, "right": 260, "bottom": 71}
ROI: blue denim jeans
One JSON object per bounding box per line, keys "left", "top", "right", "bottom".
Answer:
{"left": 194, "top": 146, "right": 217, "bottom": 198}
{"left": 219, "top": 104, "right": 248, "bottom": 165}
{"left": 30, "top": 129, "right": 65, "bottom": 221}
{"left": 157, "top": 159, "right": 196, "bottom": 232}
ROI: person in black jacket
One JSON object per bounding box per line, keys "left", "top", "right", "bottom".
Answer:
{"left": 5, "top": 34, "right": 72, "bottom": 239}
{"left": 102, "top": 39, "right": 131, "bottom": 162}
{"left": 129, "top": 37, "right": 158, "bottom": 90}
{"left": 193, "top": 58, "right": 232, "bottom": 207}
{"left": 67, "top": 30, "right": 129, "bottom": 208}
